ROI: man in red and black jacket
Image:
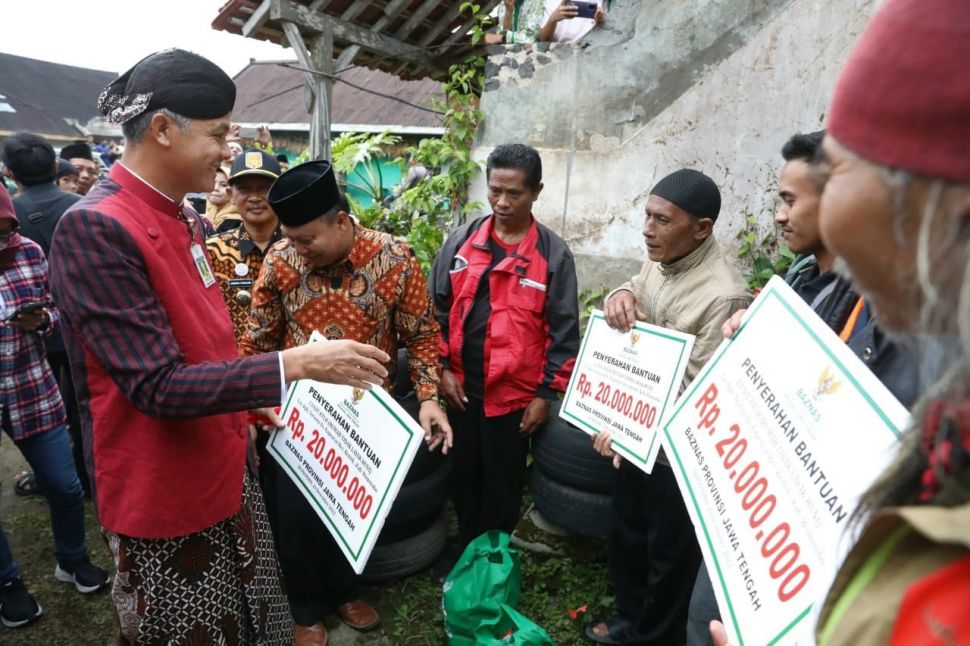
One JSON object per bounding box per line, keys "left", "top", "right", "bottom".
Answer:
{"left": 431, "top": 143, "right": 579, "bottom": 549}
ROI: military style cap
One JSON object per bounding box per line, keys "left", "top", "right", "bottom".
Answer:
{"left": 229, "top": 150, "right": 281, "bottom": 184}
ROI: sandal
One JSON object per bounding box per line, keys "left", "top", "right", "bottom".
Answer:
{"left": 585, "top": 617, "right": 628, "bottom": 644}
{"left": 14, "top": 470, "right": 43, "bottom": 497}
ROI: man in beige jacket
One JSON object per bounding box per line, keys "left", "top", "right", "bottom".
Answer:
{"left": 588, "top": 169, "right": 751, "bottom": 644}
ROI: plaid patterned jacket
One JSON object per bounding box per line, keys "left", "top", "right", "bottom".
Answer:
{"left": 0, "top": 237, "right": 65, "bottom": 440}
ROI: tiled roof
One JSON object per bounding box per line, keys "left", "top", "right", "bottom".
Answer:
{"left": 232, "top": 59, "right": 444, "bottom": 130}
{"left": 0, "top": 52, "right": 117, "bottom": 138}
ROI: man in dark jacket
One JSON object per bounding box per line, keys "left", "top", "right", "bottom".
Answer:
{"left": 2, "top": 132, "right": 87, "bottom": 496}
{"left": 430, "top": 143, "right": 580, "bottom": 552}
{"left": 687, "top": 130, "right": 922, "bottom": 646}
{"left": 4, "top": 133, "right": 81, "bottom": 254}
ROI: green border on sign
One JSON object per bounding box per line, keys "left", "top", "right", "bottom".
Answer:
{"left": 561, "top": 312, "right": 690, "bottom": 465}
{"left": 268, "top": 383, "right": 417, "bottom": 561}
{"left": 660, "top": 283, "right": 903, "bottom": 645}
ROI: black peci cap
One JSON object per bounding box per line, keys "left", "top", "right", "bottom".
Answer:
{"left": 268, "top": 160, "right": 343, "bottom": 227}
{"left": 60, "top": 143, "right": 93, "bottom": 162}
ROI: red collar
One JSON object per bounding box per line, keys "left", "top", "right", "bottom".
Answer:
{"left": 470, "top": 214, "right": 539, "bottom": 260}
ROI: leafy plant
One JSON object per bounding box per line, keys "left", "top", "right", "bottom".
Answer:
{"left": 579, "top": 286, "right": 609, "bottom": 333}
{"left": 735, "top": 214, "right": 795, "bottom": 290}
{"left": 330, "top": 130, "right": 402, "bottom": 204}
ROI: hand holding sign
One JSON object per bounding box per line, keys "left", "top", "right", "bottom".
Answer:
{"left": 661, "top": 277, "right": 908, "bottom": 645}
{"left": 603, "top": 289, "right": 639, "bottom": 332}
{"left": 271, "top": 333, "right": 425, "bottom": 574}
{"left": 561, "top": 311, "right": 694, "bottom": 473}
{"left": 721, "top": 308, "right": 747, "bottom": 340}
{"left": 592, "top": 430, "right": 622, "bottom": 469}
{"left": 284, "top": 339, "right": 390, "bottom": 389}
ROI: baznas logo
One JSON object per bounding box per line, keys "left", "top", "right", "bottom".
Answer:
{"left": 815, "top": 367, "right": 843, "bottom": 398}
{"left": 629, "top": 331, "right": 641, "bottom": 347}
{"left": 352, "top": 387, "right": 366, "bottom": 404}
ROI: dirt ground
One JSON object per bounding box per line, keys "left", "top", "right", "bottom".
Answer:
{"left": 0, "top": 437, "right": 610, "bottom": 644}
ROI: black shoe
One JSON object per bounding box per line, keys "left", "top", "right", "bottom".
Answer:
{"left": 0, "top": 578, "right": 43, "bottom": 628}
{"left": 55, "top": 558, "right": 109, "bottom": 594}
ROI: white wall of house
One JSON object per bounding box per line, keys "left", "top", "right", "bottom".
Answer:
{"left": 469, "top": 0, "right": 878, "bottom": 290}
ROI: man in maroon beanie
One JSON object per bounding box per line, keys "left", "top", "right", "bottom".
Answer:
{"left": 709, "top": 1, "right": 970, "bottom": 644}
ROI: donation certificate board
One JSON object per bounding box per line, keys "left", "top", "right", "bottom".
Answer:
{"left": 561, "top": 310, "right": 695, "bottom": 473}
{"left": 268, "top": 333, "right": 423, "bottom": 574}
{"left": 661, "top": 276, "right": 909, "bottom": 645}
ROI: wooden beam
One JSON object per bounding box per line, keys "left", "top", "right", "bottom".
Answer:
{"left": 242, "top": 0, "right": 272, "bottom": 37}
{"left": 335, "top": 0, "right": 412, "bottom": 71}
{"left": 311, "top": 30, "right": 334, "bottom": 161}
{"left": 339, "top": 0, "right": 372, "bottom": 22}
{"left": 442, "top": 0, "right": 501, "bottom": 45}
{"left": 392, "top": 0, "right": 438, "bottom": 41}
{"left": 308, "top": 0, "right": 332, "bottom": 10}
{"left": 416, "top": 2, "right": 465, "bottom": 48}
{"left": 281, "top": 20, "right": 319, "bottom": 93}
{"left": 270, "top": 0, "right": 443, "bottom": 72}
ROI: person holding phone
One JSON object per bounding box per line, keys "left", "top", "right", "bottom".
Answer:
{"left": 485, "top": 0, "right": 546, "bottom": 45}
{"left": 539, "top": 0, "right": 606, "bottom": 43}
{"left": 0, "top": 187, "right": 108, "bottom": 630}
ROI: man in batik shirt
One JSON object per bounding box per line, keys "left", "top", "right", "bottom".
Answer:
{"left": 240, "top": 159, "right": 451, "bottom": 646}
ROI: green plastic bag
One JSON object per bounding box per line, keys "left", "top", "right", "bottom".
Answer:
{"left": 443, "top": 531, "right": 521, "bottom": 645}
{"left": 475, "top": 604, "right": 555, "bottom": 645}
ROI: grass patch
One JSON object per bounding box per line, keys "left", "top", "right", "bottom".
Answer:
{"left": 1, "top": 498, "right": 115, "bottom": 646}
{"left": 364, "top": 500, "right": 613, "bottom": 644}
{"left": 1, "top": 472, "right": 612, "bottom": 644}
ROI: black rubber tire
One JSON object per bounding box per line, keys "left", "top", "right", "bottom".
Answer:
{"left": 375, "top": 509, "right": 443, "bottom": 545}
{"left": 396, "top": 391, "right": 446, "bottom": 485}
{"left": 360, "top": 510, "right": 449, "bottom": 582}
{"left": 385, "top": 460, "right": 449, "bottom": 526}
{"left": 530, "top": 467, "right": 612, "bottom": 539}
{"left": 532, "top": 403, "right": 617, "bottom": 494}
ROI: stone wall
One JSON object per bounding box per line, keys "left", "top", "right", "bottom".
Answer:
{"left": 469, "top": 0, "right": 878, "bottom": 291}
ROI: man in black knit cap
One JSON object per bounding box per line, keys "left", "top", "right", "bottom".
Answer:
{"left": 588, "top": 169, "right": 751, "bottom": 645}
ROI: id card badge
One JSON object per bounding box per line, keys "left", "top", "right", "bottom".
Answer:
{"left": 191, "top": 243, "right": 216, "bottom": 288}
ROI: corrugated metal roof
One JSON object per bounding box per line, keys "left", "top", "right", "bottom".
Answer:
{"left": 212, "top": 0, "right": 499, "bottom": 81}
{"left": 0, "top": 52, "right": 117, "bottom": 138}
{"left": 232, "top": 59, "right": 444, "bottom": 130}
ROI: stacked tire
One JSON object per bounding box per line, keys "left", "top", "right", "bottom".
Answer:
{"left": 530, "top": 402, "right": 615, "bottom": 538}
{"left": 360, "top": 351, "right": 450, "bottom": 582}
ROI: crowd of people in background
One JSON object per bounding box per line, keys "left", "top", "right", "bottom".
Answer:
{"left": 0, "top": 0, "right": 967, "bottom": 644}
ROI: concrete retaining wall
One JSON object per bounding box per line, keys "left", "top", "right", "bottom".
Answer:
{"left": 470, "top": 0, "right": 878, "bottom": 290}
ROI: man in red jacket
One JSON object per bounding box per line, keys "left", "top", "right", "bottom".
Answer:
{"left": 430, "top": 143, "right": 579, "bottom": 553}
{"left": 48, "top": 49, "right": 389, "bottom": 645}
